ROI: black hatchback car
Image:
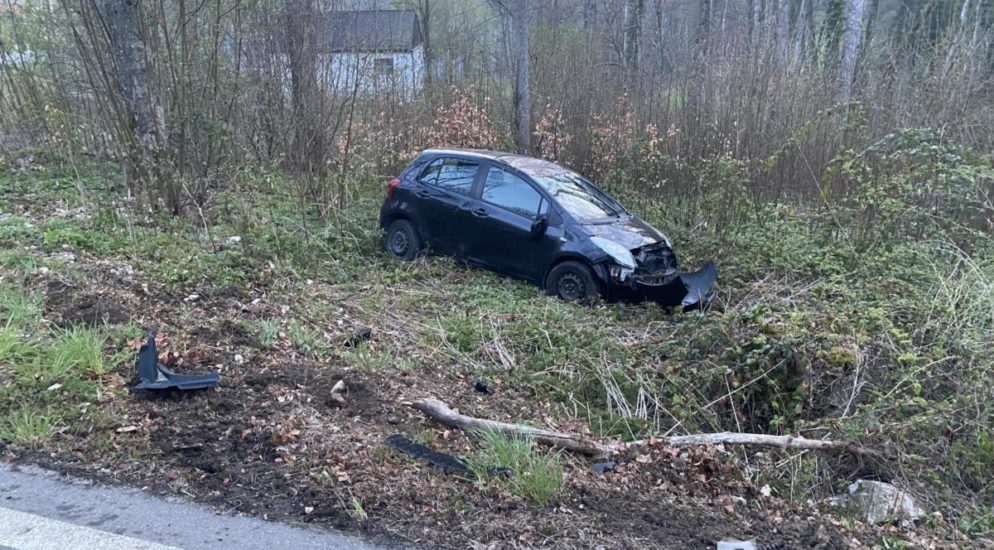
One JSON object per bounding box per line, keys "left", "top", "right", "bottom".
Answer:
{"left": 379, "top": 149, "right": 717, "bottom": 308}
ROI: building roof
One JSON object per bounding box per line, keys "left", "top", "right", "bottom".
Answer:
{"left": 326, "top": 10, "right": 423, "bottom": 53}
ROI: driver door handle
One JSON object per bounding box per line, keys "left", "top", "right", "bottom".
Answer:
{"left": 414, "top": 189, "right": 432, "bottom": 198}
{"left": 471, "top": 207, "right": 488, "bottom": 218}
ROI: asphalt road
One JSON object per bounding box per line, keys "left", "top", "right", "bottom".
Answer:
{"left": 0, "top": 463, "right": 387, "bottom": 550}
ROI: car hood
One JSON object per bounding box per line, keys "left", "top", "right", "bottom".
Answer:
{"left": 580, "top": 216, "right": 665, "bottom": 250}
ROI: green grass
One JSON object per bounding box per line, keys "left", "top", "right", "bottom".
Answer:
{"left": 287, "top": 320, "right": 321, "bottom": 356}
{"left": 49, "top": 327, "right": 110, "bottom": 376}
{"left": 0, "top": 408, "right": 59, "bottom": 446}
{"left": 11, "top": 327, "right": 110, "bottom": 402}
{"left": 469, "top": 428, "right": 564, "bottom": 506}
{"left": 0, "top": 285, "right": 42, "bottom": 329}
{"left": 0, "top": 249, "right": 39, "bottom": 272}
{"left": 257, "top": 319, "right": 280, "bottom": 348}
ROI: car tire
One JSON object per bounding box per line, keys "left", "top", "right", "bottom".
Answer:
{"left": 384, "top": 219, "right": 421, "bottom": 261}
{"left": 546, "top": 261, "right": 600, "bottom": 304}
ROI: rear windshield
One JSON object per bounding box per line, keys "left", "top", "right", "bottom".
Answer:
{"left": 530, "top": 169, "right": 623, "bottom": 221}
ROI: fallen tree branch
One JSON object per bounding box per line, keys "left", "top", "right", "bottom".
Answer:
{"left": 405, "top": 398, "right": 881, "bottom": 459}
{"left": 406, "top": 398, "right": 613, "bottom": 456}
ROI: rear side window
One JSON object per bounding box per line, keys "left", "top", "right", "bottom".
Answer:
{"left": 481, "top": 167, "right": 545, "bottom": 218}
{"left": 419, "top": 158, "right": 479, "bottom": 196}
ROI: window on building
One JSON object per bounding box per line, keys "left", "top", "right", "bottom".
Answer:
{"left": 374, "top": 58, "right": 394, "bottom": 79}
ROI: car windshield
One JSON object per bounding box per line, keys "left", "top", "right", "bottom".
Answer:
{"left": 530, "top": 169, "right": 623, "bottom": 221}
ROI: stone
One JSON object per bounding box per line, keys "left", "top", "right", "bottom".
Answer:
{"left": 843, "top": 480, "right": 923, "bottom": 526}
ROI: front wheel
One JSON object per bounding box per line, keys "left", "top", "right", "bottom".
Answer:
{"left": 545, "top": 261, "right": 601, "bottom": 304}
{"left": 384, "top": 219, "right": 421, "bottom": 261}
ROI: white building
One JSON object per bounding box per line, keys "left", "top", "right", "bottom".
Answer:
{"left": 322, "top": 10, "right": 425, "bottom": 99}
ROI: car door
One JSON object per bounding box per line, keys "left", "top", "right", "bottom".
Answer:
{"left": 411, "top": 157, "right": 482, "bottom": 254}
{"left": 464, "top": 164, "right": 560, "bottom": 282}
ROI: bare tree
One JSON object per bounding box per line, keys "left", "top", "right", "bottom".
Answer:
{"left": 97, "top": 0, "right": 171, "bottom": 209}
{"left": 402, "top": 0, "right": 432, "bottom": 89}
{"left": 624, "top": 0, "right": 645, "bottom": 72}
{"left": 775, "top": 0, "right": 789, "bottom": 61}
{"left": 286, "top": 0, "right": 322, "bottom": 175}
{"left": 792, "top": 0, "right": 812, "bottom": 64}
{"left": 839, "top": 0, "right": 867, "bottom": 102}
{"left": 511, "top": 0, "right": 530, "bottom": 152}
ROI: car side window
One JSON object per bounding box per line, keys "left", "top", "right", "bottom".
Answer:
{"left": 419, "top": 158, "right": 478, "bottom": 196}
{"left": 481, "top": 167, "right": 545, "bottom": 218}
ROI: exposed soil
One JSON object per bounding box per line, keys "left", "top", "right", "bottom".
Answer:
{"left": 45, "top": 279, "right": 132, "bottom": 328}
{"left": 3, "top": 255, "right": 887, "bottom": 549}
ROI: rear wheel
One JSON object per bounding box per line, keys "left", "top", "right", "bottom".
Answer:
{"left": 546, "top": 261, "right": 600, "bottom": 304}
{"left": 384, "top": 219, "right": 421, "bottom": 261}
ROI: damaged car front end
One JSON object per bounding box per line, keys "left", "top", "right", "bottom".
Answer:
{"left": 585, "top": 224, "right": 717, "bottom": 309}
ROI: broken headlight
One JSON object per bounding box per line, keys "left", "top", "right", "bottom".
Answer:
{"left": 590, "top": 236, "right": 636, "bottom": 269}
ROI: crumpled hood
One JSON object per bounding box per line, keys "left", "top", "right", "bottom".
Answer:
{"left": 580, "top": 216, "right": 664, "bottom": 250}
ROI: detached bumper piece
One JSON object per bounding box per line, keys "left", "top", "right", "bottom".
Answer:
{"left": 675, "top": 260, "right": 718, "bottom": 309}
{"left": 608, "top": 261, "right": 718, "bottom": 309}
{"left": 135, "top": 331, "right": 219, "bottom": 391}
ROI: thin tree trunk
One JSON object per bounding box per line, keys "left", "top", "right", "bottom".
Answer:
{"left": 418, "top": 0, "right": 432, "bottom": 89}
{"left": 582, "top": 0, "right": 596, "bottom": 29}
{"left": 776, "top": 0, "right": 789, "bottom": 61}
{"left": 839, "top": 0, "right": 867, "bottom": 102}
{"left": 512, "top": 0, "right": 530, "bottom": 153}
{"left": 286, "top": 0, "right": 321, "bottom": 175}
{"left": 792, "top": 0, "right": 810, "bottom": 64}
{"left": 99, "top": 0, "right": 174, "bottom": 211}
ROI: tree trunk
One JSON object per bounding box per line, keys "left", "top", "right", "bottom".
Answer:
{"left": 838, "top": 0, "right": 866, "bottom": 102}
{"left": 792, "top": 0, "right": 811, "bottom": 64}
{"left": 749, "top": 0, "right": 763, "bottom": 50}
{"left": 98, "top": 0, "right": 171, "bottom": 210}
{"left": 624, "top": 0, "right": 645, "bottom": 77}
{"left": 419, "top": 0, "right": 432, "bottom": 89}
{"left": 511, "top": 0, "right": 530, "bottom": 153}
{"left": 285, "top": 0, "right": 322, "bottom": 176}
{"left": 775, "top": 0, "right": 789, "bottom": 61}
{"left": 582, "top": 0, "right": 596, "bottom": 30}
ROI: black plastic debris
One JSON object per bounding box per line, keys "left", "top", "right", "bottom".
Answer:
{"left": 385, "top": 434, "right": 472, "bottom": 475}
{"left": 135, "top": 330, "right": 219, "bottom": 391}
{"left": 473, "top": 379, "right": 492, "bottom": 395}
{"left": 590, "top": 461, "right": 616, "bottom": 475}
{"left": 385, "top": 434, "right": 511, "bottom": 478}
{"left": 678, "top": 260, "right": 719, "bottom": 309}
{"left": 344, "top": 327, "right": 372, "bottom": 348}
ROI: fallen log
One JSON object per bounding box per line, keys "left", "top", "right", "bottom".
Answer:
{"left": 405, "top": 398, "right": 880, "bottom": 459}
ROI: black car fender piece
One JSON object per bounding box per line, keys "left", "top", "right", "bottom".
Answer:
{"left": 135, "top": 330, "right": 219, "bottom": 391}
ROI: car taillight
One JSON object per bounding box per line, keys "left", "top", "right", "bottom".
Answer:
{"left": 386, "top": 177, "right": 400, "bottom": 198}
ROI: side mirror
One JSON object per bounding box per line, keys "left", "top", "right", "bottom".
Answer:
{"left": 529, "top": 215, "right": 548, "bottom": 240}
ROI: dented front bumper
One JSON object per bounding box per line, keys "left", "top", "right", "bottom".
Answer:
{"left": 602, "top": 256, "right": 718, "bottom": 309}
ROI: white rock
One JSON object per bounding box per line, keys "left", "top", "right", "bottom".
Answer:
{"left": 234, "top": 354, "right": 244, "bottom": 365}
{"left": 844, "top": 480, "right": 923, "bottom": 526}
{"left": 227, "top": 235, "right": 242, "bottom": 244}
{"left": 717, "top": 541, "right": 756, "bottom": 550}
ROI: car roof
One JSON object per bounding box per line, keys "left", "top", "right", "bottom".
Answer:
{"left": 420, "top": 148, "right": 572, "bottom": 178}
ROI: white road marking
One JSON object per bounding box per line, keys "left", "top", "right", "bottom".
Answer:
{"left": 0, "top": 506, "right": 182, "bottom": 550}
